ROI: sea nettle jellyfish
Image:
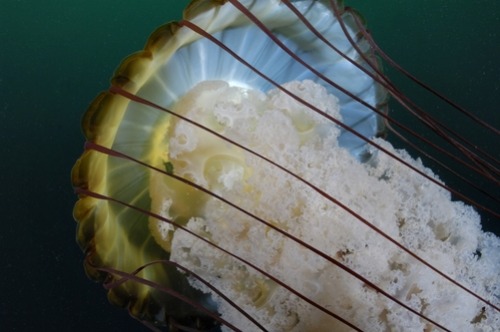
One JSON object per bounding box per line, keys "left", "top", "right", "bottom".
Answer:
{"left": 71, "top": 0, "right": 499, "bottom": 331}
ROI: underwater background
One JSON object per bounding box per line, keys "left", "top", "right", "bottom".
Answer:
{"left": 1, "top": 0, "right": 498, "bottom": 331}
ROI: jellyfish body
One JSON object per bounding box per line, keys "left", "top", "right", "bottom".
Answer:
{"left": 72, "top": 0, "right": 499, "bottom": 331}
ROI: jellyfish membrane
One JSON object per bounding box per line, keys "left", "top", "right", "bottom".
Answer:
{"left": 71, "top": 0, "right": 499, "bottom": 331}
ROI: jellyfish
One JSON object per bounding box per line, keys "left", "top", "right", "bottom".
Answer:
{"left": 71, "top": 0, "right": 499, "bottom": 331}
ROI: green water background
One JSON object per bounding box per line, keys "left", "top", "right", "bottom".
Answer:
{"left": 1, "top": 1, "right": 498, "bottom": 330}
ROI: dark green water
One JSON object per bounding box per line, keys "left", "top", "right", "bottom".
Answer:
{"left": 1, "top": 1, "right": 498, "bottom": 331}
